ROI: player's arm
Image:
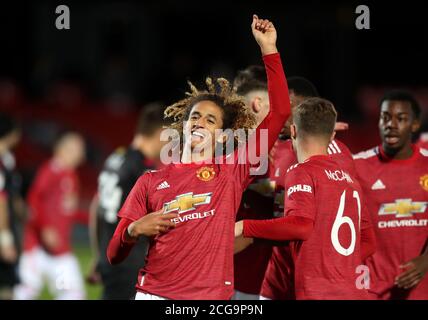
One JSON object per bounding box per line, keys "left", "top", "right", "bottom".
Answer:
{"left": 395, "top": 240, "right": 428, "bottom": 289}
{"left": 236, "top": 215, "right": 313, "bottom": 242}
{"left": 0, "top": 191, "right": 17, "bottom": 264}
{"left": 247, "top": 15, "right": 291, "bottom": 155}
{"left": 28, "top": 169, "right": 62, "bottom": 254}
{"left": 236, "top": 167, "right": 315, "bottom": 242}
{"left": 106, "top": 174, "right": 178, "bottom": 265}
{"left": 86, "top": 193, "right": 101, "bottom": 284}
{"left": 107, "top": 209, "right": 178, "bottom": 265}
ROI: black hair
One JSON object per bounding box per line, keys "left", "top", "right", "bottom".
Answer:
{"left": 380, "top": 90, "right": 421, "bottom": 120}
{"left": 287, "top": 76, "right": 319, "bottom": 98}
{"left": 136, "top": 102, "right": 170, "bottom": 136}
{"left": 233, "top": 65, "right": 267, "bottom": 96}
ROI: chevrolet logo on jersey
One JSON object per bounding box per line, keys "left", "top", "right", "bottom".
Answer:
{"left": 379, "top": 199, "right": 428, "bottom": 218}
{"left": 163, "top": 192, "right": 212, "bottom": 214}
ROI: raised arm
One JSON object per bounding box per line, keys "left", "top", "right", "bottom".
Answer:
{"left": 251, "top": 14, "right": 291, "bottom": 154}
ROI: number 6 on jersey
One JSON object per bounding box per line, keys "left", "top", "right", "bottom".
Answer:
{"left": 331, "top": 190, "right": 361, "bottom": 256}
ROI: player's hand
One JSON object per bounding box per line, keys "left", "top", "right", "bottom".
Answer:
{"left": 41, "top": 228, "right": 60, "bottom": 252}
{"left": 127, "top": 208, "right": 178, "bottom": 239}
{"left": 334, "top": 122, "right": 349, "bottom": 131}
{"left": 251, "top": 14, "right": 278, "bottom": 56}
{"left": 0, "top": 244, "right": 17, "bottom": 264}
{"left": 234, "top": 220, "right": 244, "bottom": 237}
{"left": 86, "top": 259, "right": 102, "bottom": 285}
{"left": 395, "top": 255, "right": 428, "bottom": 289}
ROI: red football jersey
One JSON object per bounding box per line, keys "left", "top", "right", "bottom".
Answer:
{"left": 354, "top": 145, "right": 428, "bottom": 300}
{"left": 24, "top": 160, "right": 81, "bottom": 255}
{"left": 116, "top": 53, "right": 291, "bottom": 300}
{"left": 283, "top": 155, "right": 370, "bottom": 300}
{"left": 261, "top": 138, "right": 357, "bottom": 299}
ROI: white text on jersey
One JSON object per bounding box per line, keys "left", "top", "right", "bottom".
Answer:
{"left": 324, "top": 169, "right": 354, "bottom": 183}
{"left": 287, "top": 184, "right": 312, "bottom": 197}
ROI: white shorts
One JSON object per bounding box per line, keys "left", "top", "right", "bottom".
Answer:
{"left": 232, "top": 290, "right": 261, "bottom": 300}
{"left": 14, "top": 247, "right": 85, "bottom": 300}
{"left": 135, "top": 291, "right": 168, "bottom": 300}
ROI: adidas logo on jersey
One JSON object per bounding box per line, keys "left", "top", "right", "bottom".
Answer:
{"left": 327, "top": 140, "right": 342, "bottom": 155}
{"left": 371, "top": 179, "right": 386, "bottom": 190}
{"left": 156, "top": 181, "right": 170, "bottom": 190}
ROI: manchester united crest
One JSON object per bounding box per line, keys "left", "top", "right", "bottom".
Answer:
{"left": 196, "top": 166, "right": 215, "bottom": 182}
{"left": 420, "top": 174, "right": 428, "bottom": 192}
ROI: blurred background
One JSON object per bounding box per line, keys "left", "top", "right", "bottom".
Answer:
{"left": 1, "top": 0, "right": 427, "bottom": 298}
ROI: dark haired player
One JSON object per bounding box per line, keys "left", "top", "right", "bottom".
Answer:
{"left": 236, "top": 98, "right": 375, "bottom": 300}
{"left": 107, "top": 15, "right": 291, "bottom": 300}
{"left": 234, "top": 74, "right": 356, "bottom": 299}
{"left": 88, "top": 103, "right": 169, "bottom": 299}
{"left": 354, "top": 90, "right": 428, "bottom": 300}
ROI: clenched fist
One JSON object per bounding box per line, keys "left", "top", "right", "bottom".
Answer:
{"left": 251, "top": 14, "right": 278, "bottom": 56}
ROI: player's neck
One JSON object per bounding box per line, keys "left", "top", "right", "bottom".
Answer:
{"left": 52, "top": 155, "right": 73, "bottom": 170}
{"left": 296, "top": 141, "right": 329, "bottom": 163}
{"left": 181, "top": 145, "right": 213, "bottom": 164}
{"left": 382, "top": 142, "right": 414, "bottom": 160}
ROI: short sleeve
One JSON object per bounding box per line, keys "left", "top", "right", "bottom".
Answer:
{"left": 283, "top": 166, "right": 316, "bottom": 221}
{"left": 117, "top": 172, "right": 151, "bottom": 221}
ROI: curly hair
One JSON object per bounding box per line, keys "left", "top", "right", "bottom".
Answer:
{"left": 164, "top": 77, "right": 256, "bottom": 152}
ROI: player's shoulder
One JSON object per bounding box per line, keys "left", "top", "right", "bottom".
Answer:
{"left": 327, "top": 139, "right": 351, "bottom": 156}
{"left": 285, "top": 161, "right": 313, "bottom": 183}
{"left": 135, "top": 164, "right": 175, "bottom": 193}
{"left": 417, "top": 146, "right": 428, "bottom": 159}
{"left": 138, "top": 164, "right": 171, "bottom": 181}
{"left": 352, "top": 146, "right": 379, "bottom": 161}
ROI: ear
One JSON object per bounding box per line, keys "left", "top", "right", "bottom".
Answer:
{"left": 412, "top": 119, "right": 421, "bottom": 134}
{"left": 251, "top": 97, "right": 263, "bottom": 114}
{"left": 290, "top": 124, "right": 297, "bottom": 140}
{"left": 330, "top": 130, "right": 336, "bottom": 142}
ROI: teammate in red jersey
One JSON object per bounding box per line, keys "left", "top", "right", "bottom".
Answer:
{"left": 106, "top": 15, "right": 291, "bottom": 300}
{"left": 236, "top": 98, "right": 375, "bottom": 300}
{"left": 258, "top": 77, "right": 356, "bottom": 300}
{"left": 14, "top": 133, "right": 87, "bottom": 300}
{"left": 353, "top": 90, "right": 428, "bottom": 300}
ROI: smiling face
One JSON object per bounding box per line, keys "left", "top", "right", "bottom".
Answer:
{"left": 184, "top": 100, "right": 224, "bottom": 153}
{"left": 379, "top": 100, "right": 420, "bottom": 157}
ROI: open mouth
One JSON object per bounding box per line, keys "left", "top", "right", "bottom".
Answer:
{"left": 191, "top": 130, "right": 205, "bottom": 142}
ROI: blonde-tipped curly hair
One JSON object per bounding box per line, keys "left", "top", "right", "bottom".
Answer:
{"left": 164, "top": 77, "right": 257, "bottom": 152}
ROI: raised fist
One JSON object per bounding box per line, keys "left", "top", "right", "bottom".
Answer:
{"left": 251, "top": 14, "right": 278, "bottom": 56}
